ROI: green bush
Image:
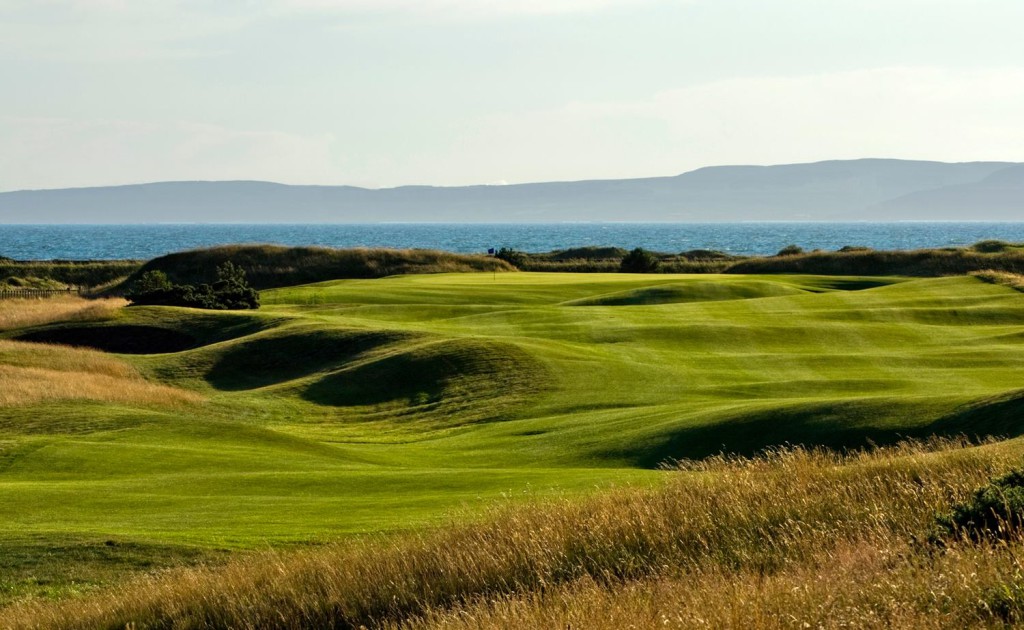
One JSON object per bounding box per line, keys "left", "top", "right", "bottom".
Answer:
{"left": 620, "top": 248, "right": 660, "bottom": 273}
{"left": 776, "top": 244, "right": 805, "bottom": 257}
{"left": 972, "top": 240, "right": 1016, "bottom": 254}
{"left": 127, "top": 262, "right": 259, "bottom": 310}
{"left": 494, "top": 247, "right": 527, "bottom": 268}
{"left": 934, "top": 469, "right": 1024, "bottom": 542}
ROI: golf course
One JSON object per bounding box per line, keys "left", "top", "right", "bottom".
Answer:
{"left": 4, "top": 262, "right": 1024, "bottom": 627}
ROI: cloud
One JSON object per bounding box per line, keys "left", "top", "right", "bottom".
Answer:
{"left": 434, "top": 66, "right": 1024, "bottom": 183}
{"left": 0, "top": 118, "right": 337, "bottom": 191}
{"left": 5, "top": 67, "right": 1024, "bottom": 190}
{"left": 0, "top": 2, "right": 250, "bottom": 62}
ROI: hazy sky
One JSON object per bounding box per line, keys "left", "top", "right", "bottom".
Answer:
{"left": 2, "top": 0, "right": 1023, "bottom": 190}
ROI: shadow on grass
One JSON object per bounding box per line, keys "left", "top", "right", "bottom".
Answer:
{"left": 612, "top": 390, "right": 1024, "bottom": 468}
{"left": 15, "top": 325, "right": 198, "bottom": 354}
{"left": 205, "top": 328, "right": 417, "bottom": 391}
{"left": 303, "top": 339, "right": 549, "bottom": 425}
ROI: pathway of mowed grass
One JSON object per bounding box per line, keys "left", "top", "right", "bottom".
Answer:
{"left": 3, "top": 272, "right": 1024, "bottom": 600}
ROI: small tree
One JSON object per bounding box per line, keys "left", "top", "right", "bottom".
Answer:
{"left": 494, "top": 247, "right": 527, "bottom": 268}
{"left": 131, "top": 270, "right": 172, "bottom": 294}
{"left": 620, "top": 248, "right": 660, "bottom": 273}
{"left": 215, "top": 261, "right": 248, "bottom": 285}
{"left": 211, "top": 262, "right": 259, "bottom": 309}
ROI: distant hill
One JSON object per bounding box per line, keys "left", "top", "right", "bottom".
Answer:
{"left": 1, "top": 159, "right": 1021, "bottom": 223}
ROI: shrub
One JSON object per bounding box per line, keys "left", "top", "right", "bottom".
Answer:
{"left": 494, "top": 247, "right": 527, "bottom": 268}
{"left": 126, "top": 262, "right": 259, "bottom": 310}
{"left": 934, "top": 469, "right": 1024, "bottom": 542}
{"left": 972, "top": 240, "right": 1015, "bottom": 253}
{"left": 776, "top": 244, "right": 804, "bottom": 257}
{"left": 620, "top": 248, "right": 660, "bottom": 273}
{"left": 131, "top": 270, "right": 172, "bottom": 294}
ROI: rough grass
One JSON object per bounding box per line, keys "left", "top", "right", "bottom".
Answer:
{"left": 725, "top": 247, "right": 1024, "bottom": 277}
{"left": 0, "top": 296, "right": 125, "bottom": 331}
{"left": 0, "top": 341, "right": 200, "bottom": 407}
{"left": 399, "top": 542, "right": 1024, "bottom": 629}
{"left": 0, "top": 261, "right": 140, "bottom": 288}
{"left": 4, "top": 438, "right": 1021, "bottom": 629}
{"left": 973, "top": 269, "right": 1024, "bottom": 292}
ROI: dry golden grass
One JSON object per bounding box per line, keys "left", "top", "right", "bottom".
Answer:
{"left": 972, "top": 269, "right": 1024, "bottom": 292}
{"left": 402, "top": 540, "right": 1024, "bottom": 629}
{"left": 0, "top": 340, "right": 200, "bottom": 407}
{"left": 3, "top": 438, "right": 1022, "bottom": 629}
{"left": 0, "top": 296, "right": 125, "bottom": 331}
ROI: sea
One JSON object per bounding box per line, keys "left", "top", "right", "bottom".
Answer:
{"left": 2, "top": 223, "right": 1024, "bottom": 261}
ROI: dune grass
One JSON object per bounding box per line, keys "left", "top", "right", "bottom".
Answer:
{"left": 3, "top": 271, "right": 1024, "bottom": 618}
{"left": 973, "top": 269, "right": 1024, "bottom": 292}
{"left": 0, "top": 296, "right": 125, "bottom": 331}
{"left": 0, "top": 362, "right": 200, "bottom": 408}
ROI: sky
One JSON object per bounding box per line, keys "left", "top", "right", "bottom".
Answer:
{"left": 2, "top": 0, "right": 1023, "bottom": 191}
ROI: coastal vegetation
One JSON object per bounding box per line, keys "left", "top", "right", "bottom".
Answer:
{"left": 500, "top": 239, "right": 1024, "bottom": 276}
{"left": 0, "top": 260, "right": 140, "bottom": 291}
{"left": 3, "top": 241, "right": 1024, "bottom": 296}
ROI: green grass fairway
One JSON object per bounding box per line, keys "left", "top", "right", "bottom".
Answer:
{"left": 3, "top": 271, "right": 1024, "bottom": 600}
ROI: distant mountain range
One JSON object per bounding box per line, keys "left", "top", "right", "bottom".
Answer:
{"left": 2, "top": 159, "right": 1022, "bottom": 223}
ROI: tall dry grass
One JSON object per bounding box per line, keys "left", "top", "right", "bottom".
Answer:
{"left": 0, "top": 296, "right": 125, "bottom": 331}
{"left": 2, "top": 438, "right": 1021, "bottom": 629}
{"left": 0, "top": 340, "right": 200, "bottom": 407}
{"left": 972, "top": 269, "right": 1024, "bottom": 292}
{"left": 402, "top": 540, "right": 1024, "bottom": 629}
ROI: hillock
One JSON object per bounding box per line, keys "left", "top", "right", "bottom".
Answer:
{"left": 496, "top": 240, "right": 1024, "bottom": 277}
{"left": 0, "top": 260, "right": 141, "bottom": 290}
{"left": 121, "top": 245, "right": 513, "bottom": 290}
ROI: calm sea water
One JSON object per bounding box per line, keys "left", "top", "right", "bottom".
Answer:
{"left": 2, "top": 223, "right": 1024, "bottom": 261}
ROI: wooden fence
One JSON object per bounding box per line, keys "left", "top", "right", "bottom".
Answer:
{"left": 0, "top": 288, "right": 82, "bottom": 300}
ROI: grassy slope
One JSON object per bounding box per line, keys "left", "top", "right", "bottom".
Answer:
{"left": 3, "top": 272, "right": 1024, "bottom": 603}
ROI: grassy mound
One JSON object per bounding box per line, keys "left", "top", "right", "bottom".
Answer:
{"left": 304, "top": 338, "right": 546, "bottom": 425}
{"left": 0, "top": 340, "right": 201, "bottom": 410}
{"left": 205, "top": 328, "right": 418, "bottom": 391}
{"left": 726, "top": 246, "right": 1024, "bottom": 276}
{"left": 564, "top": 279, "right": 807, "bottom": 306}
{"left": 0, "top": 260, "right": 140, "bottom": 289}
{"left": 0, "top": 296, "right": 125, "bottom": 331}
{"left": 1, "top": 276, "right": 68, "bottom": 290}
{"left": 122, "top": 245, "right": 514, "bottom": 291}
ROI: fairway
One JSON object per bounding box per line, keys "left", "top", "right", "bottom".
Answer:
{"left": 3, "top": 271, "right": 1024, "bottom": 598}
